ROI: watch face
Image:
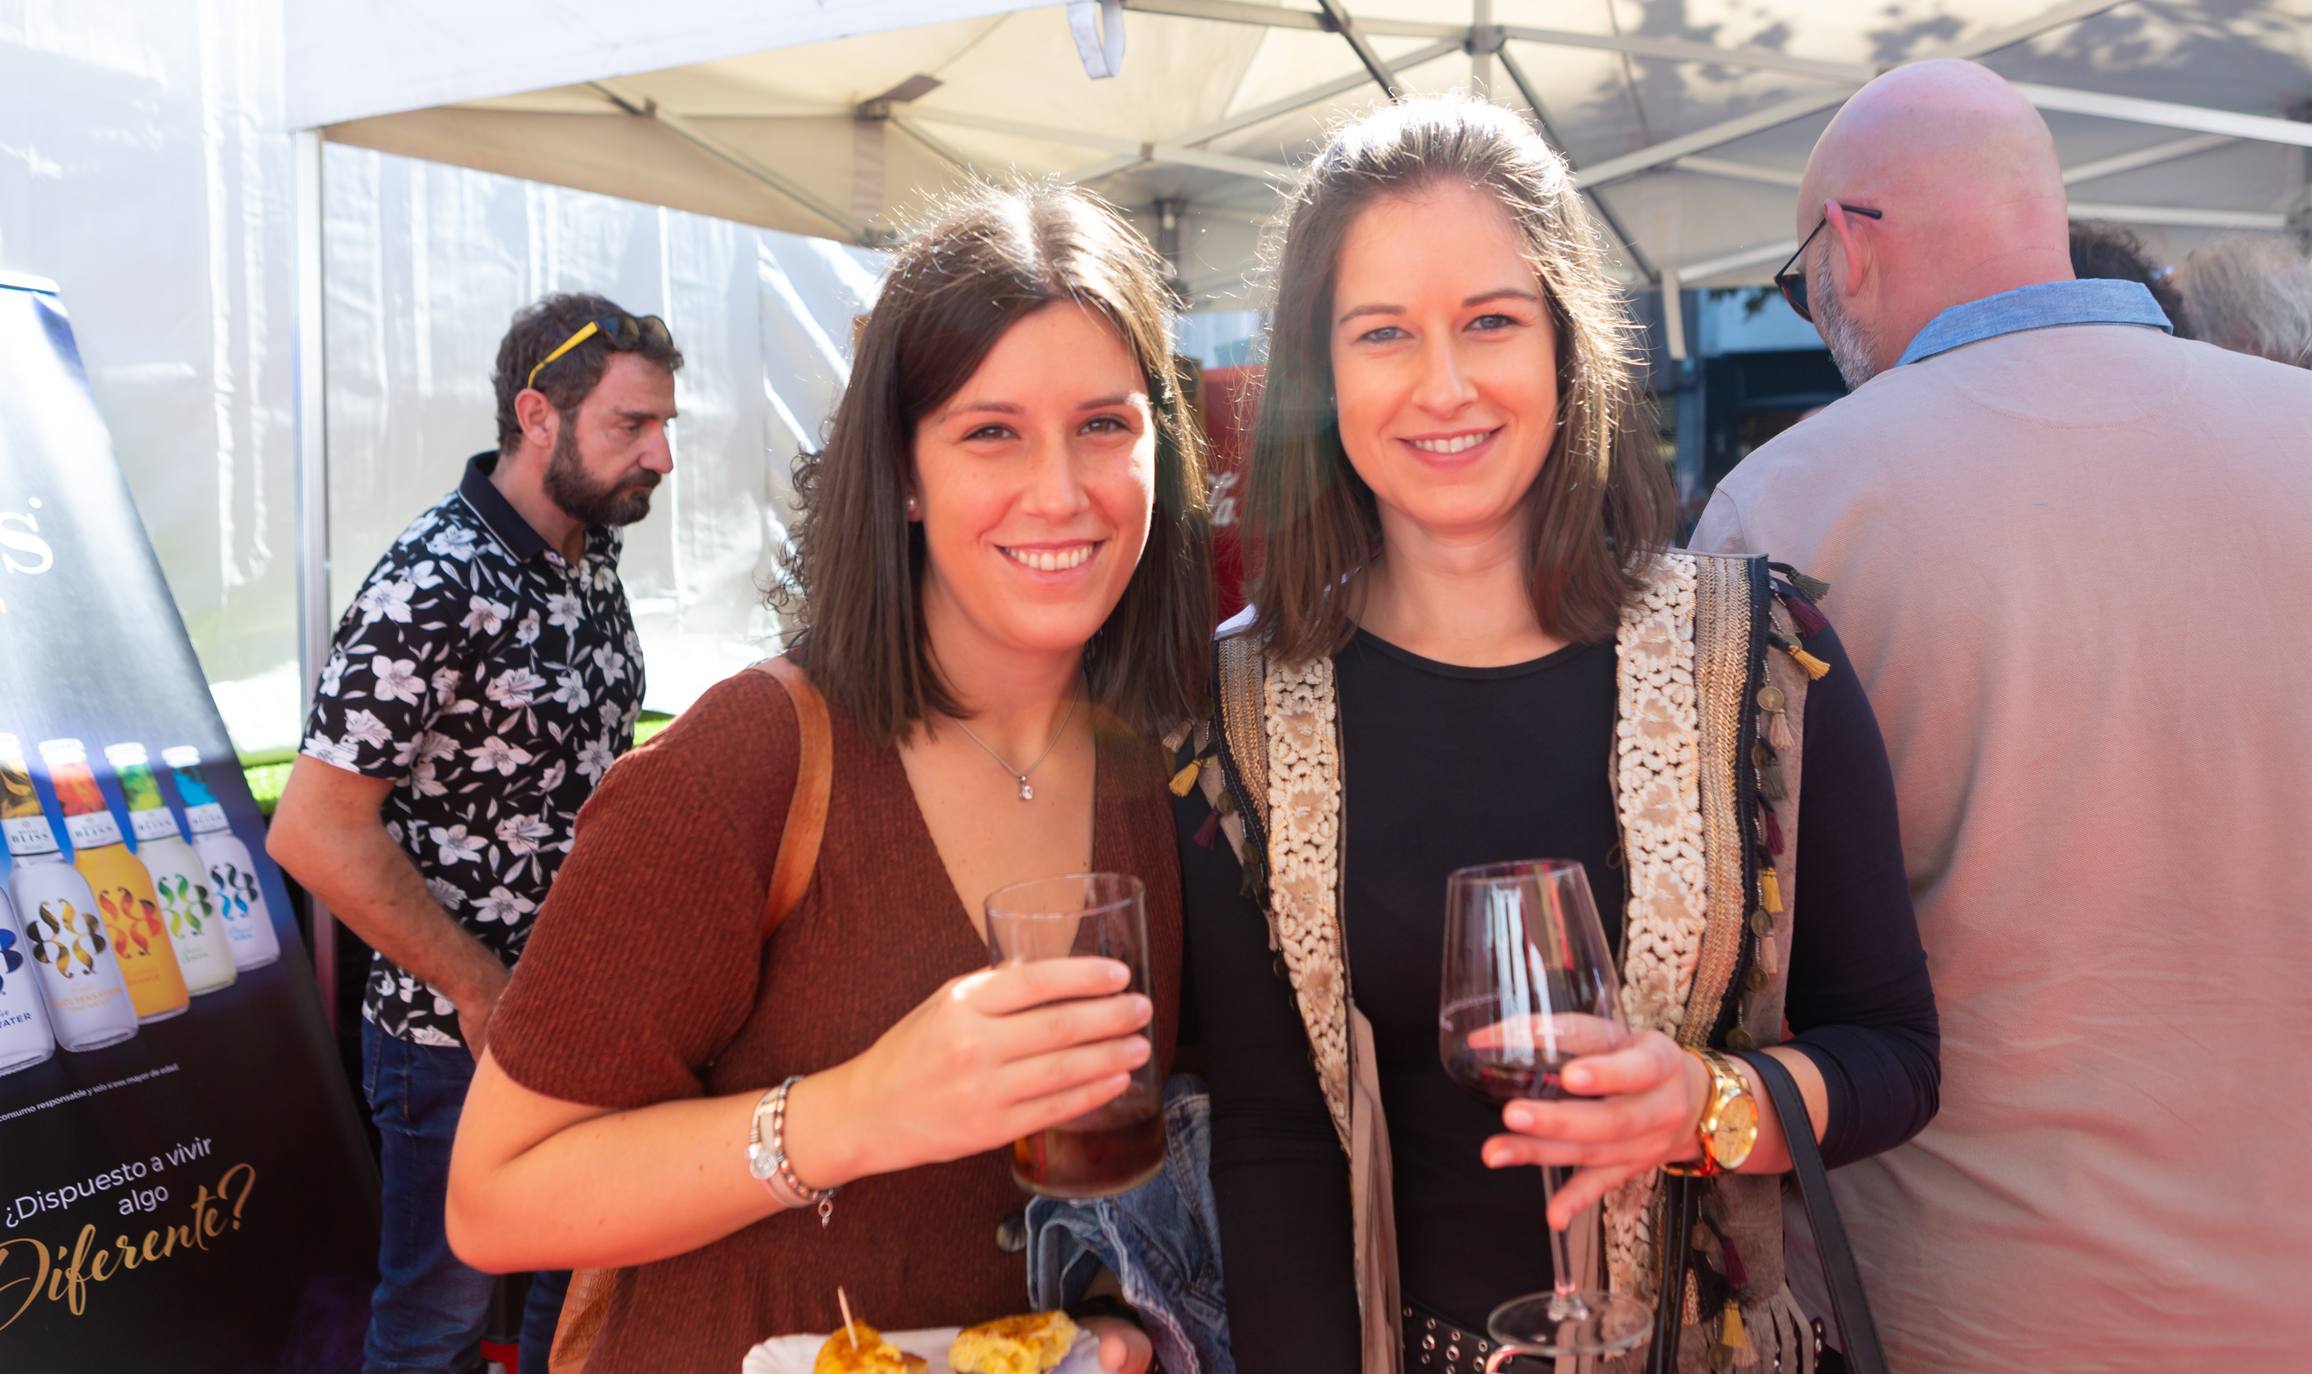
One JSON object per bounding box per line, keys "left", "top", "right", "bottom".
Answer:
{"left": 1712, "top": 1095, "right": 1760, "bottom": 1167}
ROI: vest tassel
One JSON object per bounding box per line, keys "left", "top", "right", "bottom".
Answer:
{"left": 1765, "top": 704, "right": 1794, "bottom": 752}
{"left": 1761, "top": 804, "right": 1785, "bottom": 856}
{"left": 1781, "top": 592, "right": 1831, "bottom": 638}
{"left": 1193, "top": 808, "right": 1221, "bottom": 849}
{"left": 1785, "top": 644, "right": 1831, "bottom": 680}
{"left": 1759, "top": 866, "right": 1783, "bottom": 914}
{"left": 1168, "top": 761, "right": 1201, "bottom": 797}
{"left": 1773, "top": 566, "right": 1832, "bottom": 605}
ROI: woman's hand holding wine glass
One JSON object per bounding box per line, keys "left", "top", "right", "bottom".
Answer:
{"left": 1436, "top": 859, "right": 1654, "bottom": 1358}
{"left": 787, "top": 956, "right": 1153, "bottom": 1189}
{"left": 1477, "top": 1024, "right": 1711, "bottom": 1227}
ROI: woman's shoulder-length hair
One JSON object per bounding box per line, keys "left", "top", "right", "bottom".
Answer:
{"left": 1244, "top": 95, "right": 1676, "bottom": 665}
{"left": 779, "top": 180, "right": 1215, "bottom": 746}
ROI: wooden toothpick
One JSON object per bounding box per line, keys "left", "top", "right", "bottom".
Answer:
{"left": 838, "top": 1285, "right": 859, "bottom": 1351}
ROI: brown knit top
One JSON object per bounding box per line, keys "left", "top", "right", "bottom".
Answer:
{"left": 489, "top": 667, "right": 1183, "bottom": 1374}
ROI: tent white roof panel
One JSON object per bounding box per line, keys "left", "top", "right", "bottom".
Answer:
{"left": 293, "top": 0, "right": 2311, "bottom": 297}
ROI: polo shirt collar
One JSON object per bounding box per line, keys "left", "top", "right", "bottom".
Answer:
{"left": 1896, "top": 278, "right": 2173, "bottom": 368}
{"left": 458, "top": 451, "right": 558, "bottom": 563}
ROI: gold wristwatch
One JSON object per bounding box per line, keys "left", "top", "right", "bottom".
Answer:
{"left": 1661, "top": 1048, "right": 1758, "bottom": 1177}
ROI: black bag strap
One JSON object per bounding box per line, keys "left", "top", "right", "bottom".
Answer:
{"left": 1744, "top": 1051, "right": 1889, "bottom": 1374}
{"left": 1644, "top": 1175, "right": 1700, "bottom": 1374}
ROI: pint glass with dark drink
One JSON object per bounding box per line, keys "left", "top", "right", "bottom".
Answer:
{"left": 985, "top": 872, "right": 1164, "bottom": 1199}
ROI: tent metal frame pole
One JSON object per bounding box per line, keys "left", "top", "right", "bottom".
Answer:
{"left": 1573, "top": 0, "right": 2134, "bottom": 191}
{"left": 1674, "top": 156, "right": 1804, "bottom": 188}
{"left": 1121, "top": 0, "right": 1462, "bottom": 40}
{"left": 2014, "top": 83, "right": 2312, "bottom": 149}
{"left": 1311, "top": 0, "right": 1404, "bottom": 99}
{"left": 589, "top": 80, "right": 872, "bottom": 243}
{"left": 1122, "top": 0, "right": 1932, "bottom": 87}
{"left": 1672, "top": 135, "right": 2258, "bottom": 267}
{"left": 2061, "top": 133, "right": 2232, "bottom": 185}
{"left": 1681, "top": 133, "right": 2235, "bottom": 192}
{"left": 291, "top": 129, "right": 339, "bottom": 1028}
{"left": 1673, "top": 239, "right": 1800, "bottom": 284}
{"left": 2068, "top": 202, "right": 2285, "bottom": 230}
{"left": 1172, "top": 38, "right": 1463, "bottom": 151}
{"left": 1469, "top": 0, "right": 1493, "bottom": 99}
{"left": 1671, "top": 198, "right": 2280, "bottom": 289}
{"left": 912, "top": 107, "right": 1294, "bottom": 181}
{"left": 1064, "top": 151, "right": 1147, "bottom": 182}
{"left": 887, "top": 117, "right": 978, "bottom": 175}
{"left": 1496, "top": 43, "right": 1659, "bottom": 283}
{"left": 1498, "top": 23, "right": 1872, "bottom": 84}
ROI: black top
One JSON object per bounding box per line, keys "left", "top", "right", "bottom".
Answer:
{"left": 1177, "top": 621, "right": 1938, "bottom": 1368}
{"left": 300, "top": 453, "right": 643, "bottom": 1048}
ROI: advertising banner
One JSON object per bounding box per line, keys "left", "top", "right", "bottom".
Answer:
{"left": 0, "top": 274, "right": 377, "bottom": 1369}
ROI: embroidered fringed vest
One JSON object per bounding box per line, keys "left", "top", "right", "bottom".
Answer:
{"left": 1171, "top": 553, "right": 1834, "bottom": 1374}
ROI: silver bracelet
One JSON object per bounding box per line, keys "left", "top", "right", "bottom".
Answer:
{"left": 747, "top": 1074, "right": 837, "bottom": 1227}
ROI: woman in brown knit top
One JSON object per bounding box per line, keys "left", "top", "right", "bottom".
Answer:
{"left": 443, "top": 183, "right": 1213, "bottom": 1374}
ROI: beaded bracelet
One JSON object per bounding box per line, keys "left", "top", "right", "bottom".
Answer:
{"left": 747, "top": 1074, "right": 838, "bottom": 1227}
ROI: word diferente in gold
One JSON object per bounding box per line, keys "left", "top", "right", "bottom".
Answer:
{"left": 0, "top": 1161, "right": 254, "bottom": 1334}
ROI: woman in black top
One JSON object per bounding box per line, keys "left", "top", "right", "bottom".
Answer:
{"left": 1172, "top": 98, "right": 1937, "bottom": 1372}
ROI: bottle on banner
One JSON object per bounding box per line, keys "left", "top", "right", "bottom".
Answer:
{"left": 40, "top": 737, "right": 191, "bottom": 1022}
{"left": 105, "top": 742, "right": 236, "bottom": 995}
{"left": 160, "top": 745, "right": 280, "bottom": 970}
{"left": 0, "top": 888, "right": 60, "bottom": 1075}
{"left": 0, "top": 733, "right": 138, "bottom": 1050}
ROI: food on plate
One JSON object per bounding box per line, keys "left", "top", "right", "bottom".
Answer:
{"left": 948, "top": 1311, "right": 1081, "bottom": 1374}
{"left": 811, "top": 1320, "right": 928, "bottom": 1374}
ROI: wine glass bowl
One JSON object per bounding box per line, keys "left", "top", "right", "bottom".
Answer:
{"left": 1438, "top": 859, "right": 1651, "bottom": 1359}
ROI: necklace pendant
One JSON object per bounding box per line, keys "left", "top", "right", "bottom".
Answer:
{"left": 1018, "top": 778, "right": 1034, "bottom": 802}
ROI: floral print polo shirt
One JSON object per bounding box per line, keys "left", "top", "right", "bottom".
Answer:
{"left": 301, "top": 453, "right": 643, "bottom": 1047}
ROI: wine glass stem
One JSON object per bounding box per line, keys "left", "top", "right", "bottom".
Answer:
{"left": 1539, "top": 1166, "right": 1591, "bottom": 1323}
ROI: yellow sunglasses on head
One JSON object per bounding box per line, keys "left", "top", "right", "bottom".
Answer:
{"left": 526, "top": 312, "right": 671, "bottom": 389}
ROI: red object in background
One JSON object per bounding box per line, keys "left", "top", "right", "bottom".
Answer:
{"left": 1196, "top": 364, "right": 1262, "bottom": 623}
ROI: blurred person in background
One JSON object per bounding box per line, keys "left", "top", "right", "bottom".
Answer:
{"left": 2067, "top": 219, "right": 2187, "bottom": 337}
{"left": 2175, "top": 234, "right": 2312, "bottom": 368}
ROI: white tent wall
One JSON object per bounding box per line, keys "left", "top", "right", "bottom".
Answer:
{"left": 0, "top": 3, "right": 888, "bottom": 755}
{"left": 318, "top": 144, "right": 885, "bottom": 729}
{"left": 0, "top": 0, "right": 300, "bottom": 751}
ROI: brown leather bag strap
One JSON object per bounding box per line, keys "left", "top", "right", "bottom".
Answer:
{"left": 753, "top": 655, "right": 832, "bottom": 937}
{"left": 548, "top": 657, "right": 833, "bottom": 1374}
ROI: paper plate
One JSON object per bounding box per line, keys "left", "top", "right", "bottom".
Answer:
{"left": 743, "top": 1325, "right": 1103, "bottom": 1374}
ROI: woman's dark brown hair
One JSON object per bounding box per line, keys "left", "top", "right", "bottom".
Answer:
{"left": 781, "top": 181, "right": 1214, "bottom": 745}
{"left": 1247, "top": 96, "right": 1676, "bottom": 664}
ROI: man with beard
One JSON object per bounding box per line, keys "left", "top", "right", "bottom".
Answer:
{"left": 271, "top": 293, "right": 681, "bottom": 1374}
{"left": 1692, "top": 61, "right": 2312, "bottom": 1372}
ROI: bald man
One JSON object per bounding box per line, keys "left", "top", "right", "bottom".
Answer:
{"left": 1692, "top": 61, "right": 2312, "bottom": 1372}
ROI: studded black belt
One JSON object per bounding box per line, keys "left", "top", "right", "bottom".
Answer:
{"left": 1402, "top": 1301, "right": 1551, "bottom": 1373}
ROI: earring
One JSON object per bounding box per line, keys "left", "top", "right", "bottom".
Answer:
{"left": 905, "top": 496, "right": 919, "bottom": 517}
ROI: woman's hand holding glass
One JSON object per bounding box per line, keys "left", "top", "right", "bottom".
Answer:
{"left": 1481, "top": 1025, "right": 1710, "bottom": 1228}
{"left": 789, "top": 957, "right": 1152, "bottom": 1188}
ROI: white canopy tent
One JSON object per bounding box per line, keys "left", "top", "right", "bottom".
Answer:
{"left": 289, "top": 0, "right": 2311, "bottom": 305}
{"left": 275, "top": 0, "right": 2312, "bottom": 693}
{"left": 269, "top": 1, "right": 2303, "bottom": 991}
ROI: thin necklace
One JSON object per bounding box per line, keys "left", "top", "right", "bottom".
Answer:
{"left": 951, "top": 697, "right": 1080, "bottom": 802}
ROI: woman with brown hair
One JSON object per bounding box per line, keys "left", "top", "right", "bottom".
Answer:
{"left": 1171, "top": 98, "right": 1937, "bottom": 1371}
{"left": 444, "top": 181, "right": 1212, "bottom": 1374}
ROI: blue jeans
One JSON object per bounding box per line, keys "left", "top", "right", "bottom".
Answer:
{"left": 361, "top": 1018, "right": 569, "bottom": 1374}
{"left": 1027, "top": 1076, "right": 1233, "bottom": 1374}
